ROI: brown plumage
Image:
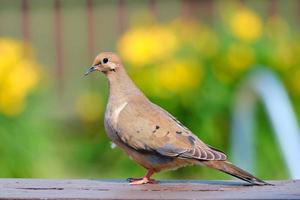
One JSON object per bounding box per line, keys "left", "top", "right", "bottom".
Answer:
{"left": 85, "top": 52, "right": 269, "bottom": 185}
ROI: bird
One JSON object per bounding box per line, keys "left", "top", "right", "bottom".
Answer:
{"left": 84, "top": 52, "right": 269, "bottom": 185}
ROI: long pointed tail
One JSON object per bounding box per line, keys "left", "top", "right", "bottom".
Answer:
{"left": 203, "top": 160, "right": 271, "bottom": 185}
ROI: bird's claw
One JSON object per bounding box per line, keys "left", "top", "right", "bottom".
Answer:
{"left": 127, "top": 177, "right": 159, "bottom": 185}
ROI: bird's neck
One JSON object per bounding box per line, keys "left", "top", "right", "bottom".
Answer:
{"left": 106, "top": 67, "right": 144, "bottom": 105}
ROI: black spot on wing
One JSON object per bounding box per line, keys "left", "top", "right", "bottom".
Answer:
{"left": 152, "top": 125, "right": 160, "bottom": 133}
{"left": 151, "top": 103, "right": 191, "bottom": 133}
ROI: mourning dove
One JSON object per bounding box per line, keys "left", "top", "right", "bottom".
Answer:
{"left": 85, "top": 52, "right": 269, "bottom": 185}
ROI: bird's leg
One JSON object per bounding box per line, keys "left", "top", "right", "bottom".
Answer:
{"left": 127, "top": 170, "right": 159, "bottom": 185}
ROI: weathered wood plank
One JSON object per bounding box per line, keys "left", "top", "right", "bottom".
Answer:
{"left": 0, "top": 179, "right": 299, "bottom": 199}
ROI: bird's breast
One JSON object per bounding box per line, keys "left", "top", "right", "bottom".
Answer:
{"left": 104, "top": 100, "right": 128, "bottom": 142}
{"left": 105, "top": 101, "right": 128, "bottom": 127}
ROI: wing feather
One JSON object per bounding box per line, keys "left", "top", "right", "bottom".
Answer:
{"left": 115, "top": 98, "right": 227, "bottom": 161}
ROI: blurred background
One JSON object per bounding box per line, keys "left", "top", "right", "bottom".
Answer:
{"left": 0, "top": 0, "right": 300, "bottom": 180}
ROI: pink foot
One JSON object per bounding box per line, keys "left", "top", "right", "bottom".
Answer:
{"left": 127, "top": 177, "right": 159, "bottom": 185}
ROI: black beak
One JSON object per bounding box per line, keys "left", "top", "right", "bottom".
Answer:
{"left": 84, "top": 65, "right": 97, "bottom": 76}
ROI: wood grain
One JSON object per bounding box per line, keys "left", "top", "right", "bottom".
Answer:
{"left": 0, "top": 179, "right": 299, "bottom": 199}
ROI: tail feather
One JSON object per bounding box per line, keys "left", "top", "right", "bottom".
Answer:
{"left": 203, "top": 161, "right": 271, "bottom": 186}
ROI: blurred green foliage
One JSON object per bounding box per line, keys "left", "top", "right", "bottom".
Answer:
{"left": 0, "top": 0, "right": 299, "bottom": 180}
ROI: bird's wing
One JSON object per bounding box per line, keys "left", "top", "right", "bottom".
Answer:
{"left": 115, "top": 98, "right": 226, "bottom": 161}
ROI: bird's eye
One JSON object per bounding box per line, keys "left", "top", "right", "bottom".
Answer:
{"left": 103, "top": 58, "right": 109, "bottom": 64}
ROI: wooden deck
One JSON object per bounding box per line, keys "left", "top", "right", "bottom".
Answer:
{"left": 0, "top": 179, "right": 299, "bottom": 199}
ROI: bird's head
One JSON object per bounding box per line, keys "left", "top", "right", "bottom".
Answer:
{"left": 84, "top": 52, "right": 122, "bottom": 76}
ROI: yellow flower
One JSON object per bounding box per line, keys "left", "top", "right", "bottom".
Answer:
{"left": 214, "top": 43, "right": 254, "bottom": 84}
{"left": 226, "top": 43, "right": 255, "bottom": 72}
{"left": 118, "top": 26, "right": 178, "bottom": 66}
{"left": 0, "top": 38, "right": 40, "bottom": 116}
{"left": 75, "top": 92, "right": 103, "bottom": 123}
{"left": 230, "top": 7, "right": 262, "bottom": 42}
{"left": 156, "top": 60, "right": 202, "bottom": 94}
{"left": 0, "top": 39, "right": 23, "bottom": 79}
